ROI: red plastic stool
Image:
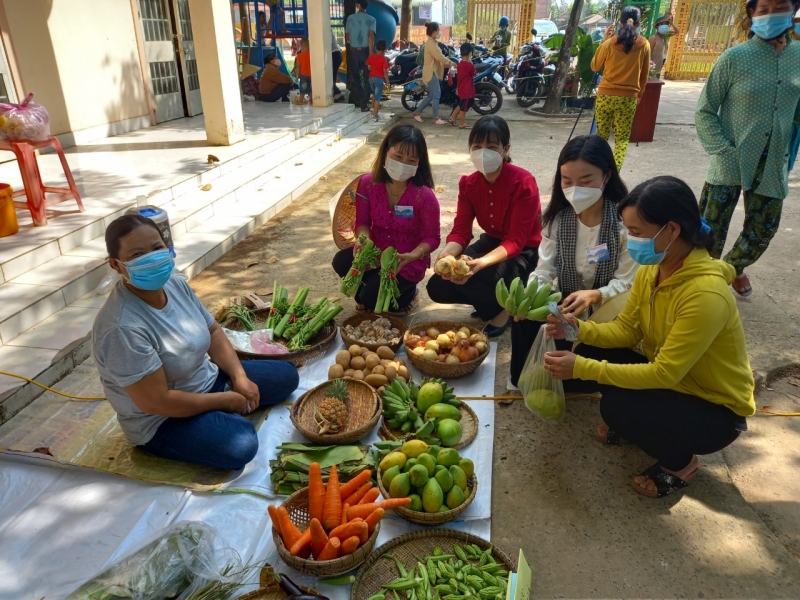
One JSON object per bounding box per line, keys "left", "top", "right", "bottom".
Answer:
{"left": 0, "top": 136, "right": 83, "bottom": 226}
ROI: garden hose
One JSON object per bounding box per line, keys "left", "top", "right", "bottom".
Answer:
{"left": 0, "top": 371, "right": 107, "bottom": 400}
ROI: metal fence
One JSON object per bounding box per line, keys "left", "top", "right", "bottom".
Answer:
{"left": 466, "top": 0, "right": 537, "bottom": 57}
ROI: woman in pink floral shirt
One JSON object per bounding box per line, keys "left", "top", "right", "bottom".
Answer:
{"left": 332, "top": 124, "right": 441, "bottom": 313}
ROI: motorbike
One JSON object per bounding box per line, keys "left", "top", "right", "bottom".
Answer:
{"left": 388, "top": 41, "right": 455, "bottom": 86}
{"left": 512, "top": 42, "right": 559, "bottom": 107}
{"left": 471, "top": 45, "right": 513, "bottom": 94}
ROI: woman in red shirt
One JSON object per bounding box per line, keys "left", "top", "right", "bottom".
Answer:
{"left": 427, "top": 115, "right": 542, "bottom": 336}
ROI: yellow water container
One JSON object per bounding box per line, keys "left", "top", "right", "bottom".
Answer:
{"left": 0, "top": 183, "right": 18, "bottom": 238}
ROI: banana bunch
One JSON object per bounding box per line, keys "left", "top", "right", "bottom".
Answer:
{"left": 496, "top": 276, "right": 562, "bottom": 321}
{"left": 381, "top": 377, "right": 458, "bottom": 442}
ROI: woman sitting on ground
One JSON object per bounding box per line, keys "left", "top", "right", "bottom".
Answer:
{"left": 509, "top": 134, "right": 637, "bottom": 391}
{"left": 332, "top": 123, "right": 441, "bottom": 314}
{"left": 427, "top": 115, "right": 542, "bottom": 337}
{"left": 93, "top": 215, "right": 299, "bottom": 470}
{"left": 543, "top": 176, "right": 755, "bottom": 498}
{"left": 258, "top": 53, "right": 293, "bottom": 102}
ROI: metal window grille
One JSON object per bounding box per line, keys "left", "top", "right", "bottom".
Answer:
{"left": 185, "top": 59, "right": 200, "bottom": 91}
{"left": 149, "top": 60, "right": 179, "bottom": 95}
{"left": 177, "top": 0, "right": 194, "bottom": 41}
{"left": 140, "top": 0, "right": 171, "bottom": 42}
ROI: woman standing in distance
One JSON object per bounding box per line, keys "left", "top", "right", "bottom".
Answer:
{"left": 413, "top": 22, "right": 459, "bottom": 125}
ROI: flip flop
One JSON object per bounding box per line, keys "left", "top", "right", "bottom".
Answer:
{"left": 459, "top": 125, "right": 472, "bottom": 129}
{"left": 732, "top": 273, "right": 753, "bottom": 297}
{"left": 632, "top": 457, "right": 698, "bottom": 498}
{"left": 413, "top": 114, "right": 424, "bottom": 123}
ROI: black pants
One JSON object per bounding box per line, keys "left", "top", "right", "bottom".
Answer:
{"left": 426, "top": 234, "right": 538, "bottom": 321}
{"left": 332, "top": 50, "right": 343, "bottom": 98}
{"left": 332, "top": 248, "right": 417, "bottom": 311}
{"left": 348, "top": 47, "right": 370, "bottom": 110}
{"left": 258, "top": 83, "right": 292, "bottom": 102}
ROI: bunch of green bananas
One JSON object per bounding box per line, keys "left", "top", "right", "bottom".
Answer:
{"left": 495, "top": 276, "right": 562, "bottom": 321}
{"left": 381, "top": 377, "right": 458, "bottom": 443}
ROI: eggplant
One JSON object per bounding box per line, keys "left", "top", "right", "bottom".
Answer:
{"left": 285, "top": 595, "right": 331, "bottom": 600}
{"left": 277, "top": 573, "right": 304, "bottom": 596}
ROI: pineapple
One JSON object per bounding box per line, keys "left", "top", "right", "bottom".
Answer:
{"left": 315, "top": 379, "right": 349, "bottom": 434}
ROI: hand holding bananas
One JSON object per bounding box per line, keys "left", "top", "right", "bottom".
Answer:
{"left": 496, "top": 276, "right": 562, "bottom": 321}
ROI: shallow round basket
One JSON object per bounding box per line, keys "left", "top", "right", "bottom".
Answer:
{"left": 291, "top": 378, "right": 381, "bottom": 445}
{"left": 339, "top": 313, "right": 408, "bottom": 353}
{"left": 332, "top": 175, "right": 363, "bottom": 250}
{"left": 376, "top": 471, "right": 477, "bottom": 525}
{"left": 234, "top": 563, "right": 321, "bottom": 599}
{"left": 273, "top": 487, "right": 380, "bottom": 577}
{"left": 350, "top": 528, "right": 516, "bottom": 600}
{"left": 404, "top": 321, "right": 490, "bottom": 379}
{"left": 378, "top": 401, "right": 479, "bottom": 450}
{"left": 221, "top": 307, "right": 338, "bottom": 367}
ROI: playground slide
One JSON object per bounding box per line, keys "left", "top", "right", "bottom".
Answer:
{"left": 366, "top": 0, "right": 399, "bottom": 48}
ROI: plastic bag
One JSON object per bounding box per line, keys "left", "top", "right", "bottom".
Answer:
{"left": 0, "top": 92, "right": 51, "bottom": 141}
{"left": 66, "top": 521, "right": 247, "bottom": 600}
{"left": 518, "top": 327, "right": 565, "bottom": 421}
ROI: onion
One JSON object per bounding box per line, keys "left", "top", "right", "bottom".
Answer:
{"left": 426, "top": 327, "right": 440, "bottom": 338}
{"left": 453, "top": 258, "right": 470, "bottom": 276}
{"left": 450, "top": 346, "right": 462, "bottom": 360}
{"left": 458, "top": 338, "right": 471, "bottom": 349}
{"left": 461, "top": 346, "right": 480, "bottom": 362}
{"left": 475, "top": 341, "right": 489, "bottom": 354}
{"left": 445, "top": 354, "right": 461, "bottom": 364}
{"left": 425, "top": 340, "right": 440, "bottom": 352}
{"left": 422, "top": 348, "right": 437, "bottom": 360}
{"left": 436, "top": 334, "right": 451, "bottom": 348}
{"left": 435, "top": 255, "right": 456, "bottom": 274}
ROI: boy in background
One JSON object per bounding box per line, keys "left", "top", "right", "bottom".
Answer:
{"left": 295, "top": 38, "right": 312, "bottom": 98}
{"left": 448, "top": 43, "right": 477, "bottom": 129}
{"left": 366, "top": 40, "right": 390, "bottom": 121}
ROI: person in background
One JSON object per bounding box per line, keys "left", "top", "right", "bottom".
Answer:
{"left": 332, "top": 124, "right": 440, "bottom": 314}
{"left": 258, "top": 10, "right": 268, "bottom": 38}
{"left": 509, "top": 135, "right": 636, "bottom": 391}
{"left": 544, "top": 177, "right": 754, "bottom": 498}
{"left": 345, "top": 0, "right": 377, "bottom": 113}
{"left": 93, "top": 215, "right": 299, "bottom": 470}
{"left": 258, "top": 53, "right": 293, "bottom": 102}
{"left": 790, "top": 11, "right": 800, "bottom": 172}
{"left": 448, "top": 43, "right": 477, "bottom": 129}
{"left": 331, "top": 27, "right": 344, "bottom": 102}
{"left": 592, "top": 7, "right": 651, "bottom": 171}
{"left": 649, "top": 13, "right": 680, "bottom": 78}
{"left": 240, "top": 64, "right": 260, "bottom": 100}
{"left": 427, "top": 116, "right": 542, "bottom": 337}
{"left": 295, "top": 38, "right": 312, "bottom": 98}
{"left": 592, "top": 27, "right": 605, "bottom": 44}
{"left": 695, "top": 0, "right": 800, "bottom": 297}
{"left": 492, "top": 16, "right": 512, "bottom": 56}
{"left": 413, "top": 22, "right": 459, "bottom": 125}
{"left": 366, "top": 39, "right": 391, "bottom": 121}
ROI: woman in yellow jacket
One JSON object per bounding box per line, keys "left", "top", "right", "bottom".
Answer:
{"left": 544, "top": 175, "right": 755, "bottom": 498}
{"left": 413, "top": 22, "right": 458, "bottom": 125}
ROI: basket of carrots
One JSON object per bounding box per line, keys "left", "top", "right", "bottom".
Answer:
{"left": 269, "top": 463, "right": 411, "bottom": 576}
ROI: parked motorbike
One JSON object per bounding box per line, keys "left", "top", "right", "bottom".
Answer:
{"left": 400, "top": 59, "right": 504, "bottom": 115}
{"left": 388, "top": 41, "right": 456, "bottom": 86}
{"left": 471, "top": 45, "right": 513, "bottom": 94}
{"left": 513, "top": 42, "right": 558, "bottom": 107}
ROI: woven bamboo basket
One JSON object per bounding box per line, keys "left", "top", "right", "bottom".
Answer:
{"left": 273, "top": 487, "right": 380, "bottom": 577}
{"left": 403, "top": 321, "right": 490, "bottom": 378}
{"left": 339, "top": 313, "right": 408, "bottom": 353}
{"left": 376, "top": 471, "right": 477, "bottom": 525}
{"left": 221, "top": 307, "right": 338, "bottom": 367}
{"left": 331, "top": 175, "right": 363, "bottom": 250}
{"left": 290, "top": 378, "right": 382, "bottom": 444}
{"left": 233, "top": 563, "right": 321, "bottom": 599}
{"left": 350, "top": 529, "right": 516, "bottom": 600}
{"left": 378, "top": 401, "right": 479, "bottom": 450}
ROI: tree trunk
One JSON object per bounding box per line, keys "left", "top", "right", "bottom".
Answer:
{"left": 541, "top": 0, "right": 585, "bottom": 113}
{"left": 400, "top": 0, "right": 412, "bottom": 49}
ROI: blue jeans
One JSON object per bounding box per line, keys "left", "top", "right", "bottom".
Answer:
{"left": 369, "top": 77, "right": 384, "bottom": 102}
{"left": 416, "top": 75, "right": 441, "bottom": 118}
{"left": 140, "top": 360, "right": 299, "bottom": 470}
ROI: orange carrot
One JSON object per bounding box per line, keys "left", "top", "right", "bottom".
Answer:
{"left": 308, "top": 462, "right": 325, "bottom": 525}
{"left": 328, "top": 520, "right": 368, "bottom": 544}
{"left": 289, "top": 527, "right": 312, "bottom": 557}
{"left": 268, "top": 505, "right": 282, "bottom": 537}
{"left": 341, "top": 503, "right": 350, "bottom": 526}
{"left": 323, "top": 464, "right": 342, "bottom": 531}
{"left": 340, "top": 535, "right": 361, "bottom": 555}
{"left": 347, "top": 498, "right": 411, "bottom": 520}
{"left": 276, "top": 506, "right": 303, "bottom": 549}
{"left": 359, "top": 488, "right": 381, "bottom": 504}
{"left": 338, "top": 468, "right": 372, "bottom": 500}
{"left": 309, "top": 518, "right": 328, "bottom": 560}
{"left": 317, "top": 536, "right": 341, "bottom": 561}
{"left": 364, "top": 507, "right": 385, "bottom": 534}
{"left": 350, "top": 517, "right": 364, "bottom": 522}
{"left": 343, "top": 482, "right": 373, "bottom": 507}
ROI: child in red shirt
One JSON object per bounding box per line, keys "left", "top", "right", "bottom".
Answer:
{"left": 295, "top": 38, "right": 312, "bottom": 97}
{"left": 366, "top": 40, "right": 390, "bottom": 121}
{"left": 449, "top": 43, "right": 477, "bottom": 129}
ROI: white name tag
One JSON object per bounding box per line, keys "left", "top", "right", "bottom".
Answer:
{"left": 587, "top": 243, "right": 609, "bottom": 265}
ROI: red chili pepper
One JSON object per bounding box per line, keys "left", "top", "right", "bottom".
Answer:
{"left": 351, "top": 269, "right": 359, "bottom": 276}
{"left": 290, "top": 315, "right": 296, "bottom": 323}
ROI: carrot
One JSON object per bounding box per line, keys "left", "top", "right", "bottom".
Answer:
{"left": 338, "top": 468, "right": 372, "bottom": 500}
{"left": 328, "top": 520, "right": 368, "bottom": 544}
{"left": 309, "top": 518, "right": 328, "bottom": 560}
{"left": 350, "top": 517, "right": 364, "bottom": 522}
{"left": 347, "top": 498, "right": 411, "bottom": 521}
{"left": 317, "top": 536, "right": 341, "bottom": 561}
{"left": 268, "top": 505, "right": 282, "bottom": 537}
{"left": 359, "top": 488, "right": 381, "bottom": 504}
{"left": 340, "top": 535, "right": 361, "bottom": 555}
{"left": 341, "top": 503, "right": 350, "bottom": 526}
{"left": 364, "top": 507, "right": 385, "bottom": 534}
{"left": 343, "top": 482, "right": 373, "bottom": 507}
{"left": 323, "top": 464, "right": 342, "bottom": 531}
{"left": 308, "top": 462, "right": 325, "bottom": 525}
{"left": 276, "top": 506, "right": 303, "bottom": 549}
{"left": 289, "top": 527, "right": 312, "bottom": 557}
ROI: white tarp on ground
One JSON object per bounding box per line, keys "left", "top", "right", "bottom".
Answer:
{"left": 0, "top": 341, "right": 496, "bottom": 600}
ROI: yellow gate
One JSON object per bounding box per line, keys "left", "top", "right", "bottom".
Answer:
{"left": 466, "top": 0, "right": 537, "bottom": 58}
{"left": 664, "top": 0, "right": 742, "bottom": 80}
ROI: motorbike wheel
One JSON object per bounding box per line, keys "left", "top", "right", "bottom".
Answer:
{"left": 472, "top": 82, "right": 503, "bottom": 115}
{"left": 401, "top": 88, "right": 425, "bottom": 112}
{"left": 505, "top": 77, "right": 516, "bottom": 94}
{"left": 516, "top": 80, "right": 544, "bottom": 108}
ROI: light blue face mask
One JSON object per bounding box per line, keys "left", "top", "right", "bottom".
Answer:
{"left": 627, "top": 224, "right": 673, "bottom": 265}
{"left": 120, "top": 248, "right": 174, "bottom": 290}
{"left": 751, "top": 12, "right": 793, "bottom": 40}
{"left": 794, "top": 23, "right": 800, "bottom": 35}
{"left": 657, "top": 24, "right": 670, "bottom": 34}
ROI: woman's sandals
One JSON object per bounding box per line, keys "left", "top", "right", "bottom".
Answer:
{"left": 594, "top": 422, "right": 623, "bottom": 445}
{"left": 632, "top": 456, "right": 699, "bottom": 498}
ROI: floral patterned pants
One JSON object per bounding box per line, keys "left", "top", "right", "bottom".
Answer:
{"left": 594, "top": 94, "right": 638, "bottom": 171}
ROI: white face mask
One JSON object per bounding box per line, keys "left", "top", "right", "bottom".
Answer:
{"left": 385, "top": 157, "right": 418, "bottom": 181}
{"left": 470, "top": 148, "right": 504, "bottom": 175}
{"left": 562, "top": 185, "right": 603, "bottom": 214}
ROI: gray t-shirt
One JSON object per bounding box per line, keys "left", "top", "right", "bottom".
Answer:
{"left": 92, "top": 276, "right": 219, "bottom": 446}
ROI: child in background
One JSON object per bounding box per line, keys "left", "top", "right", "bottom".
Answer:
{"left": 448, "top": 43, "right": 477, "bottom": 129}
{"left": 366, "top": 40, "right": 391, "bottom": 121}
{"left": 295, "top": 38, "right": 312, "bottom": 98}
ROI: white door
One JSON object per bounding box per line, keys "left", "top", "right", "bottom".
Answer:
{"left": 173, "top": 0, "right": 202, "bottom": 116}
{"left": 139, "top": 0, "right": 183, "bottom": 123}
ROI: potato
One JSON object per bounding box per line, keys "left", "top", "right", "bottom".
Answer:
{"left": 336, "top": 350, "right": 352, "bottom": 368}
{"left": 365, "top": 373, "right": 389, "bottom": 388}
{"left": 396, "top": 358, "right": 406, "bottom": 368}
{"left": 372, "top": 365, "right": 385, "bottom": 376}
{"left": 380, "top": 359, "right": 391, "bottom": 367}
{"left": 328, "top": 364, "right": 344, "bottom": 380}
{"left": 376, "top": 346, "right": 395, "bottom": 360}
{"left": 350, "top": 356, "right": 367, "bottom": 371}
{"left": 352, "top": 370, "right": 365, "bottom": 381}
{"left": 365, "top": 353, "right": 381, "bottom": 370}
{"left": 349, "top": 344, "right": 363, "bottom": 357}
{"left": 385, "top": 366, "right": 397, "bottom": 380}
{"left": 344, "top": 369, "right": 355, "bottom": 378}
{"left": 397, "top": 365, "right": 409, "bottom": 380}
{"left": 364, "top": 367, "right": 373, "bottom": 376}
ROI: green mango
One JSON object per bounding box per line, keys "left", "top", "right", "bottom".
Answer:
{"left": 424, "top": 403, "right": 463, "bottom": 422}
{"left": 422, "top": 478, "right": 444, "bottom": 513}
{"left": 427, "top": 445, "right": 441, "bottom": 461}
{"left": 436, "top": 447, "right": 461, "bottom": 468}
{"left": 389, "top": 472, "right": 411, "bottom": 498}
{"left": 459, "top": 458, "right": 475, "bottom": 479}
{"left": 408, "top": 493, "right": 423, "bottom": 512}
{"left": 402, "top": 457, "right": 418, "bottom": 473}
{"left": 438, "top": 505, "right": 450, "bottom": 513}
{"left": 450, "top": 465, "right": 468, "bottom": 491}
{"left": 434, "top": 465, "right": 448, "bottom": 475}
{"left": 434, "top": 467, "right": 454, "bottom": 493}
{"left": 446, "top": 484, "right": 465, "bottom": 509}
{"left": 408, "top": 464, "right": 430, "bottom": 488}
{"left": 381, "top": 465, "right": 401, "bottom": 490}
{"left": 416, "top": 452, "right": 437, "bottom": 477}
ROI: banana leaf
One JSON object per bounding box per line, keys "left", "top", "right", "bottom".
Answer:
{"left": 280, "top": 445, "right": 365, "bottom": 468}
{"left": 277, "top": 443, "right": 336, "bottom": 452}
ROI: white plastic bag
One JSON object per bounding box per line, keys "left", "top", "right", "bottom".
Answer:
{"left": 0, "top": 93, "right": 50, "bottom": 141}
{"left": 518, "top": 327, "right": 566, "bottom": 421}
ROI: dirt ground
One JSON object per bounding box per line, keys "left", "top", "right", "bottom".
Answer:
{"left": 191, "top": 82, "right": 800, "bottom": 598}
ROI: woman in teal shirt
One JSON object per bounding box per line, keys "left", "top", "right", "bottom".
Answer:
{"left": 695, "top": 0, "right": 800, "bottom": 296}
